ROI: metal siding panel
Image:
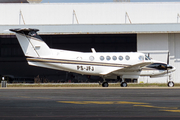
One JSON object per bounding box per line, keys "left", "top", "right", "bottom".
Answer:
{"left": 0, "top": 3, "right": 180, "bottom": 24}
{"left": 137, "top": 33, "right": 168, "bottom": 54}
{"left": 2, "top": 24, "right": 180, "bottom": 35}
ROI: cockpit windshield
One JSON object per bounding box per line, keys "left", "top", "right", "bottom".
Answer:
{"left": 145, "top": 55, "right": 151, "bottom": 60}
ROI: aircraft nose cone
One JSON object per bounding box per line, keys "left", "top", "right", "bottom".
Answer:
{"left": 167, "top": 65, "right": 176, "bottom": 72}
{"left": 167, "top": 64, "right": 173, "bottom": 69}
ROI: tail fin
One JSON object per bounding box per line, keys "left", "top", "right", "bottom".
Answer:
{"left": 9, "top": 28, "right": 51, "bottom": 58}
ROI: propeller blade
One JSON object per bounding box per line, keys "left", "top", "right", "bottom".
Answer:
{"left": 167, "top": 68, "right": 169, "bottom": 82}
{"left": 167, "top": 52, "right": 169, "bottom": 65}
{"left": 167, "top": 52, "right": 169, "bottom": 82}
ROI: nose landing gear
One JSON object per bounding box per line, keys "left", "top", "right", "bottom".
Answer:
{"left": 168, "top": 81, "right": 174, "bottom": 87}
{"left": 167, "top": 74, "right": 174, "bottom": 87}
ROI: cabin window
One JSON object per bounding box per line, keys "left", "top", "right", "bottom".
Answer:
{"left": 139, "top": 56, "right": 144, "bottom": 61}
{"left": 112, "top": 56, "right": 117, "bottom": 61}
{"left": 125, "top": 55, "right": 130, "bottom": 60}
{"left": 100, "top": 56, "right": 104, "bottom": 61}
{"left": 119, "top": 56, "right": 123, "bottom": 61}
{"left": 89, "top": 56, "right": 94, "bottom": 61}
{"left": 106, "top": 56, "right": 111, "bottom": 61}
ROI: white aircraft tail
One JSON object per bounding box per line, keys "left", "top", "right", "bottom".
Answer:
{"left": 9, "top": 28, "right": 51, "bottom": 58}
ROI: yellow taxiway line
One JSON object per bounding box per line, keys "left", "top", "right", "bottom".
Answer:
{"left": 57, "top": 100, "right": 179, "bottom": 113}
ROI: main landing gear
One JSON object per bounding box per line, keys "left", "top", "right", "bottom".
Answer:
{"left": 101, "top": 81, "right": 128, "bottom": 87}
{"left": 102, "top": 82, "right": 109, "bottom": 87}
{"left": 101, "top": 76, "right": 127, "bottom": 87}
{"left": 102, "top": 77, "right": 109, "bottom": 87}
{"left": 121, "top": 82, "right": 127, "bottom": 87}
{"left": 118, "top": 76, "right": 127, "bottom": 87}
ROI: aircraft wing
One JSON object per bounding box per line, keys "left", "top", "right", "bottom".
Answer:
{"left": 100, "top": 61, "right": 153, "bottom": 76}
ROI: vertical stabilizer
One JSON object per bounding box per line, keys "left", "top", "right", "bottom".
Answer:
{"left": 9, "top": 28, "right": 51, "bottom": 58}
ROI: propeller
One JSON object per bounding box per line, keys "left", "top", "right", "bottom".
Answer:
{"left": 166, "top": 52, "right": 173, "bottom": 70}
{"left": 166, "top": 52, "right": 175, "bottom": 87}
{"left": 167, "top": 51, "right": 169, "bottom": 65}
{"left": 167, "top": 52, "right": 170, "bottom": 82}
{"left": 148, "top": 53, "right": 150, "bottom": 58}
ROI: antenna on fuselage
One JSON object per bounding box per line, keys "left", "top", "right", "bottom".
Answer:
{"left": 147, "top": 53, "right": 152, "bottom": 60}
{"left": 167, "top": 52, "right": 169, "bottom": 65}
{"left": 91, "top": 48, "right": 96, "bottom": 53}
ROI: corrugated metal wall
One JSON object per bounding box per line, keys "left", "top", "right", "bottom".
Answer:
{"left": 137, "top": 33, "right": 180, "bottom": 83}
{"left": 0, "top": 3, "right": 180, "bottom": 25}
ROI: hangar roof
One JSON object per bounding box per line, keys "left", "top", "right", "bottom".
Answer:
{"left": 1, "top": 23, "right": 180, "bottom": 35}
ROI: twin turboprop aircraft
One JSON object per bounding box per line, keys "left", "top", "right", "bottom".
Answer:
{"left": 9, "top": 28, "right": 176, "bottom": 87}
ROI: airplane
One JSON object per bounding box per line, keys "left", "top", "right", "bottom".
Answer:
{"left": 9, "top": 28, "right": 176, "bottom": 87}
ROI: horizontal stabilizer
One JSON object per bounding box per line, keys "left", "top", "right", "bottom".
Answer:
{"left": 9, "top": 28, "right": 39, "bottom": 33}
{"left": 10, "top": 28, "right": 51, "bottom": 57}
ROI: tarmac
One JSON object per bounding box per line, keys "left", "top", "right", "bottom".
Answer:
{"left": 0, "top": 87, "right": 180, "bottom": 120}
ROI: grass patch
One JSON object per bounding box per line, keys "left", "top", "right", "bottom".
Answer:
{"left": 7, "top": 83, "right": 101, "bottom": 87}
{"left": 6, "top": 83, "right": 180, "bottom": 87}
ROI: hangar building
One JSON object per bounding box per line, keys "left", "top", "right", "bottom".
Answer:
{"left": 0, "top": 2, "right": 180, "bottom": 83}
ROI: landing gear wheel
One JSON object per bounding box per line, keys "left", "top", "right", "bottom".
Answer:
{"left": 168, "top": 81, "right": 174, "bottom": 87}
{"left": 102, "top": 82, "right": 109, "bottom": 87}
{"left": 121, "top": 82, "right": 127, "bottom": 87}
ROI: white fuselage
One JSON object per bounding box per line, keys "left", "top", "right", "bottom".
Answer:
{"left": 14, "top": 31, "right": 175, "bottom": 80}
{"left": 27, "top": 48, "right": 175, "bottom": 79}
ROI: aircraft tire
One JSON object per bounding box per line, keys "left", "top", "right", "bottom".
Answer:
{"left": 167, "top": 81, "right": 174, "bottom": 87}
{"left": 102, "top": 82, "right": 109, "bottom": 87}
{"left": 121, "top": 82, "right": 127, "bottom": 87}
